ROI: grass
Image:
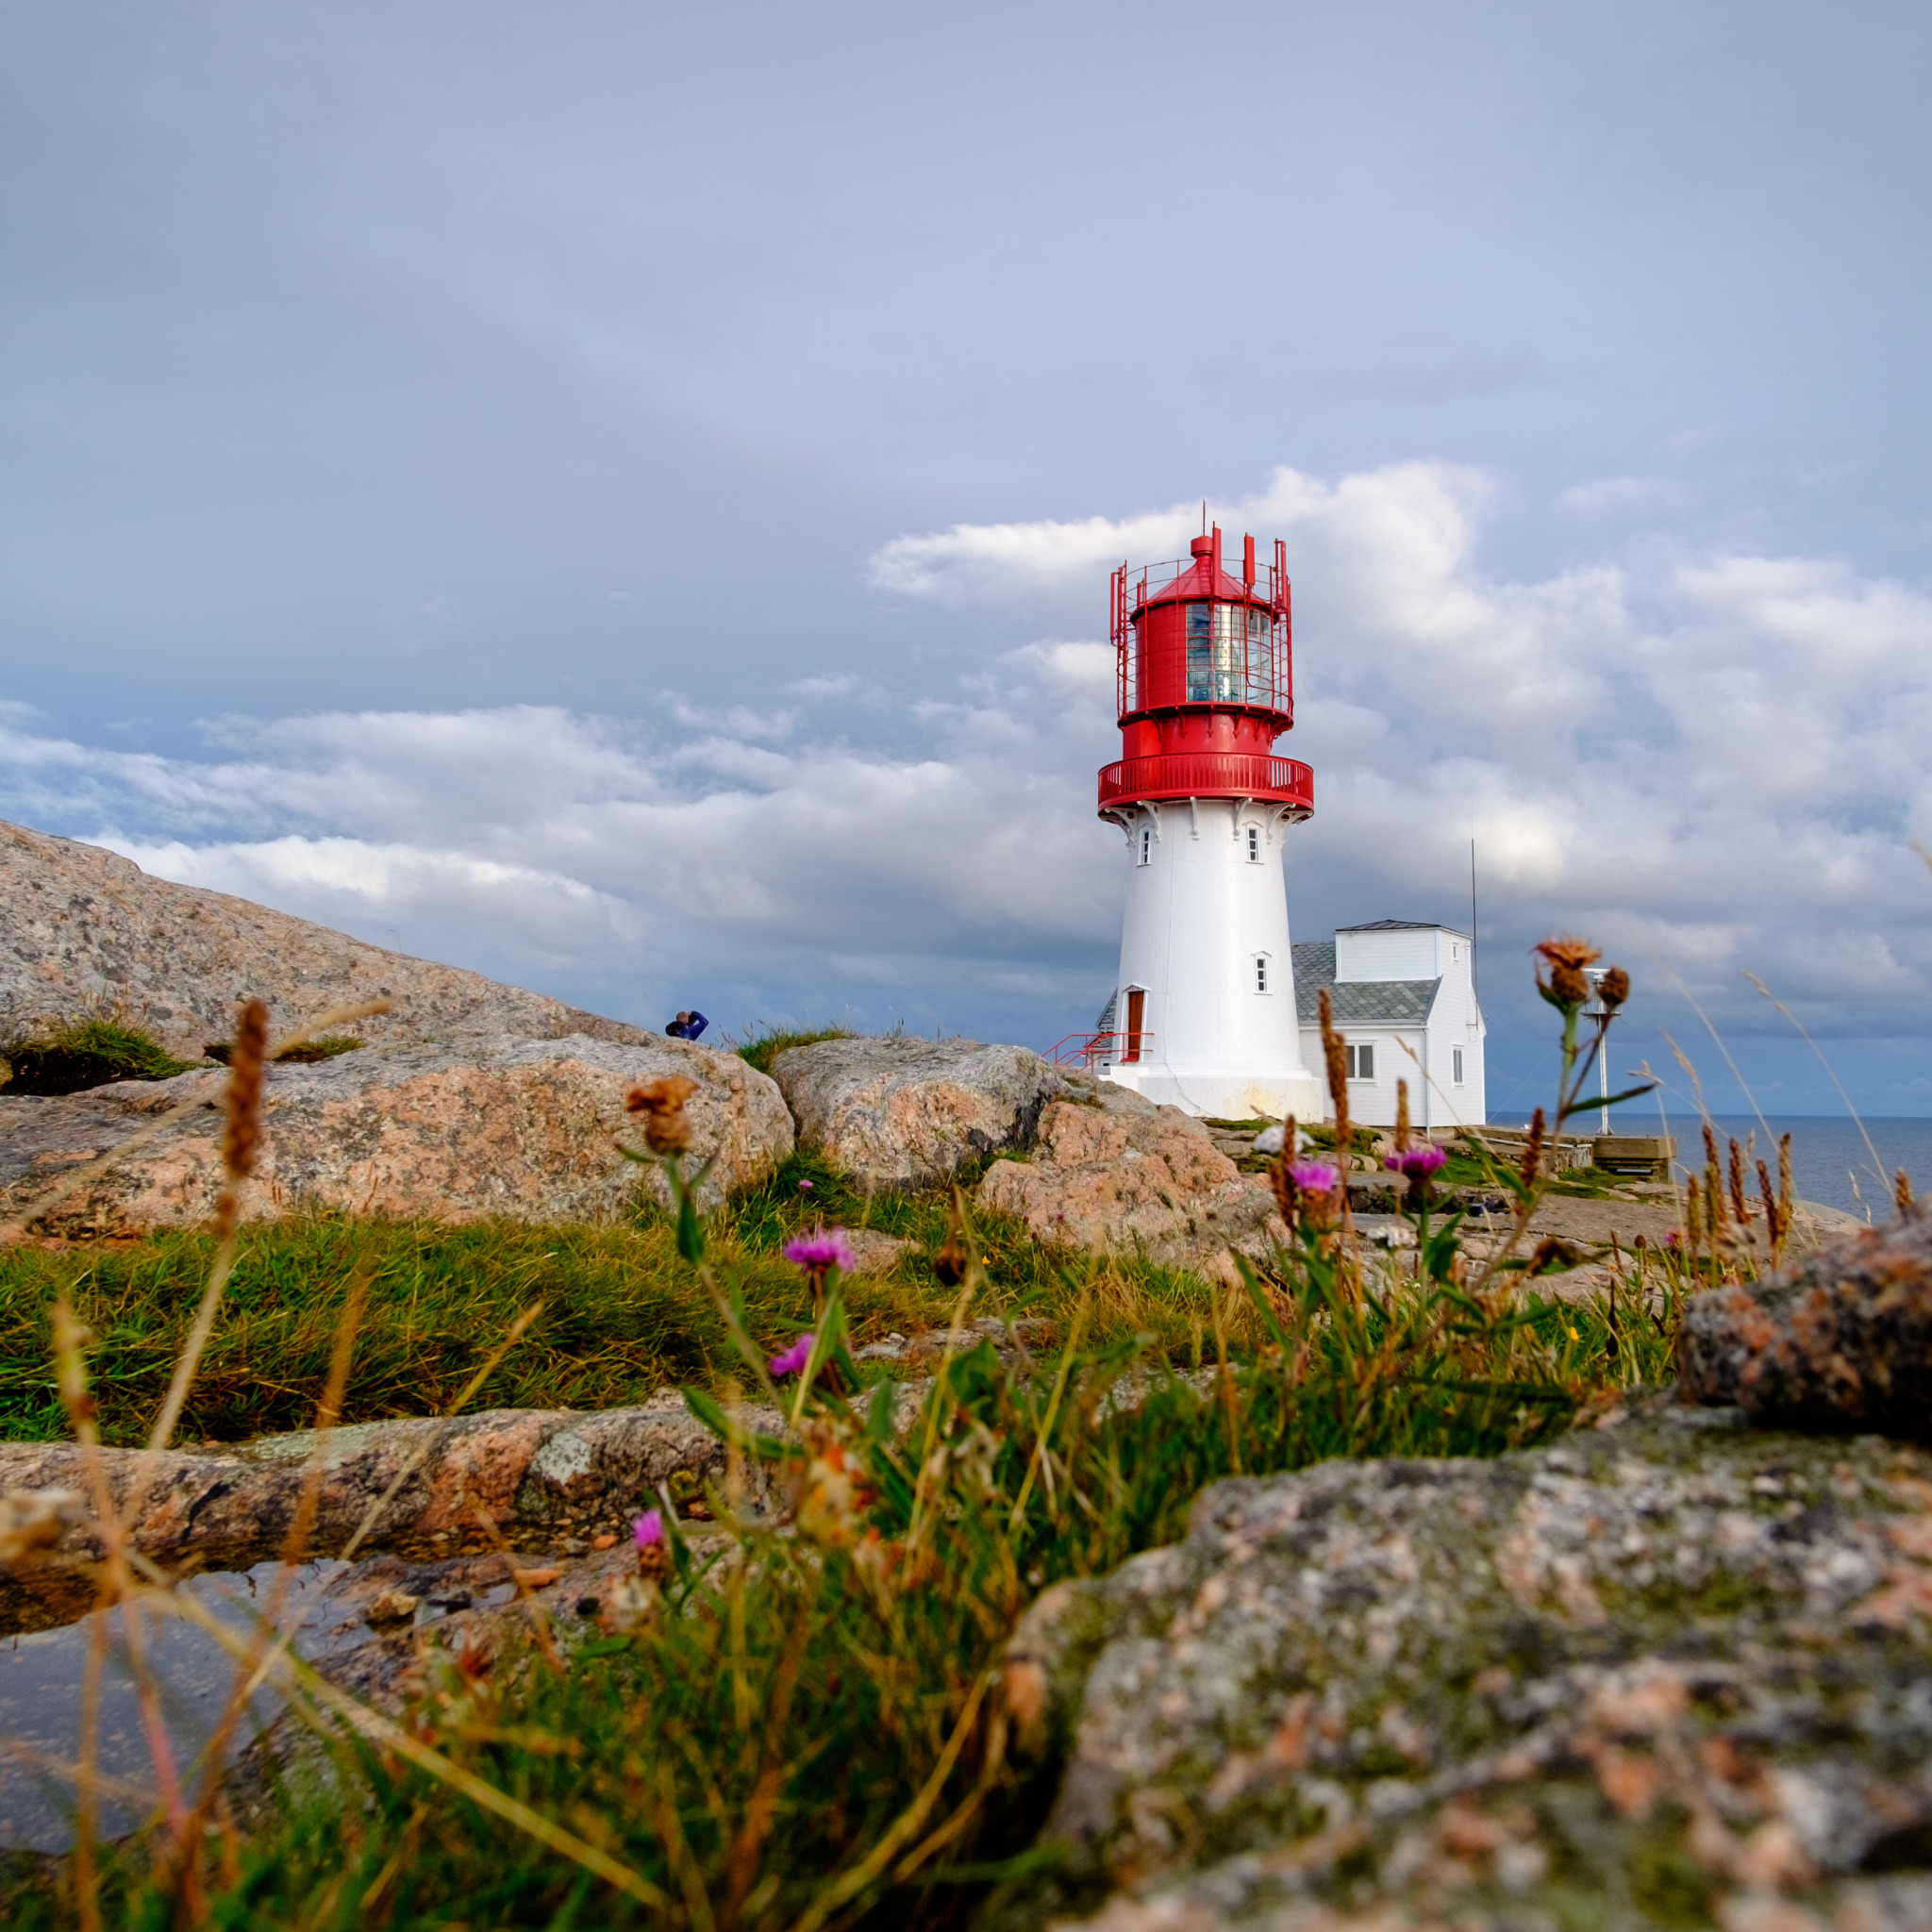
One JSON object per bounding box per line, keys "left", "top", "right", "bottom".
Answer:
{"left": 0, "top": 1020, "right": 200, "bottom": 1095}
{"left": 205, "top": 1034, "right": 365, "bottom": 1067}
{"left": 732, "top": 1026, "right": 852, "bottom": 1077}
{"left": 1, "top": 1243, "right": 1659, "bottom": 1931}
{"left": 0, "top": 1151, "right": 1228, "bottom": 1446}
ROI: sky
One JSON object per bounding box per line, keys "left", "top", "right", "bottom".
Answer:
{"left": 3, "top": 0, "right": 1931, "bottom": 1118}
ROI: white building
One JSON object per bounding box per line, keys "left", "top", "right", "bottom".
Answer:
{"left": 1291, "top": 920, "right": 1487, "bottom": 1130}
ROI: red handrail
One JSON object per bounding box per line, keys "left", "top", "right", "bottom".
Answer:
{"left": 1045, "top": 1029, "right": 1152, "bottom": 1068}
{"left": 1097, "top": 753, "right": 1313, "bottom": 811}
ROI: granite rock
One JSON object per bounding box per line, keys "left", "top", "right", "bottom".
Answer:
{"left": 997, "top": 1398, "right": 1932, "bottom": 1932}
{"left": 976, "top": 1087, "right": 1289, "bottom": 1285}
{"left": 0, "top": 1033, "right": 791, "bottom": 1235}
{"left": 769, "top": 1035, "right": 1069, "bottom": 1190}
{"left": 0, "top": 818, "right": 645, "bottom": 1061}
{"left": 1678, "top": 1203, "right": 1932, "bottom": 1441}
{"left": 0, "top": 1391, "right": 784, "bottom": 1636}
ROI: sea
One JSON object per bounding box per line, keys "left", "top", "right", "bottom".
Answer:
{"left": 1490, "top": 1110, "right": 1932, "bottom": 1219}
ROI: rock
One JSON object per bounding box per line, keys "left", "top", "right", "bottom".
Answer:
{"left": 769, "top": 1035, "right": 1070, "bottom": 1190}
{"left": 0, "top": 1391, "right": 787, "bottom": 1636}
{"left": 0, "top": 1032, "right": 791, "bottom": 1234}
{"left": 975, "top": 1087, "right": 1288, "bottom": 1285}
{"left": 842, "top": 1227, "right": 920, "bottom": 1274}
{"left": 996, "top": 1397, "right": 1932, "bottom": 1932}
{"left": 1678, "top": 1203, "right": 1932, "bottom": 1440}
{"left": 0, "top": 818, "right": 647, "bottom": 1061}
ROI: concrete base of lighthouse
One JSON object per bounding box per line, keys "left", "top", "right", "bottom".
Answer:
{"left": 1098, "top": 796, "right": 1324, "bottom": 1123}
{"left": 1101, "top": 1059, "right": 1324, "bottom": 1124}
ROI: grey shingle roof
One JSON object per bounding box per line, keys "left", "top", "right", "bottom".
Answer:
{"left": 1291, "top": 941, "right": 1440, "bottom": 1025}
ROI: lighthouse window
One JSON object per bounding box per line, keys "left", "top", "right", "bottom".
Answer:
{"left": 1453, "top": 1047, "right": 1465, "bottom": 1085}
{"left": 1345, "top": 1042, "right": 1375, "bottom": 1082}
{"left": 1254, "top": 955, "right": 1269, "bottom": 992}
{"left": 1185, "top": 602, "right": 1278, "bottom": 705}
{"left": 1138, "top": 825, "right": 1153, "bottom": 866}
{"left": 1246, "top": 825, "right": 1261, "bottom": 862}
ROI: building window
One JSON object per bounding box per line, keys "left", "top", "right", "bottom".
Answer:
{"left": 1346, "top": 1042, "right": 1374, "bottom": 1081}
{"left": 1452, "top": 1047, "right": 1465, "bottom": 1085}
{"left": 1246, "top": 824, "right": 1261, "bottom": 862}
{"left": 1138, "top": 825, "right": 1153, "bottom": 866}
{"left": 1255, "top": 955, "right": 1269, "bottom": 993}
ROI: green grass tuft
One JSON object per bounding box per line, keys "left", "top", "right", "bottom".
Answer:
{"left": 733, "top": 1024, "right": 852, "bottom": 1076}
{"left": 0, "top": 1019, "right": 200, "bottom": 1095}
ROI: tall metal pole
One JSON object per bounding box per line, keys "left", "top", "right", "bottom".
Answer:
{"left": 1468, "top": 840, "right": 1478, "bottom": 1005}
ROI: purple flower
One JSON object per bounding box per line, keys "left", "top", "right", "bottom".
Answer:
{"left": 782, "top": 1227, "right": 856, "bottom": 1273}
{"left": 633, "top": 1508, "right": 664, "bottom": 1549}
{"left": 1285, "top": 1159, "right": 1340, "bottom": 1194}
{"left": 797, "top": 1179, "right": 813, "bottom": 1191}
{"left": 769, "top": 1332, "right": 815, "bottom": 1377}
{"left": 1384, "top": 1144, "right": 1448, "bottom": 1180}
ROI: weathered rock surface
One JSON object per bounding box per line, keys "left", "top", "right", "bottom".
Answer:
{"left": 0, "top": 1032, "right": 791, "bottom": 1233}
{"left": 770, "top": 1035, "right": 1070, "bottom": 1189}
{"left": 977, "top": 1085, "right": 1289, "bottom": 1284}
{"left": 998, "top": 1398, "right": 1932, "bottom": 1932}
{"left": 0, "top": 1392, "right": 783, "bottom": 1635}
{"left": 1679, "top": 1203, "right": 1932, "bottom": 1441}
{"left": 0, "top": 819, "right": 646, "bottom": 1059}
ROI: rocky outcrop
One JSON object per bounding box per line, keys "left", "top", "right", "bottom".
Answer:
{"left": 0, "top": 819, "right": 646, "bottom": 1059}
{"left": 0, "top": 1392, "right": 782, "bottom": 1635}
{"left": 1678, "top": 1202, "right": 1932, "bottom": 1440}
{"left": 976, "top": 1085, "right": 1288, "bottom": 1285}
{"left": 996, "top": 1397, "right": 1932, "bottom": 1932}
{"left": 769, "top": 1035, "right": 1069, "bottom": 1190}
{"left": 0, "top": 1033, "right": 791, "bottom": 1234}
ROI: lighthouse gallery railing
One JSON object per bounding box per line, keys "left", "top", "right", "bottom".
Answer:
{"left": 1097, "top": 752, "right": 1313, "bottom": 810}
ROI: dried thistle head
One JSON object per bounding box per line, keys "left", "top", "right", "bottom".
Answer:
{"left": 1597, "top": 965, "right": 1630, "bottom": 1011}
{"left": 1267, "top": 1114, "right": 1298, "bottom": 1223}
{"left": 1520, "top": 1107, "right": 1546, "bottom": 1190}
{"left": 933, "top": 1196, "right": 972, "bottom": 1287}
{"left": 213, "top": 997, "right": 269, "bottom": 1240}
{"left": 1318, "top": 988, "right": 1349, "bottom": 1132}
{"left": 626, "top": 1075, "right": 699, "bottom": 1155}
{"left": 222, "top": 999, "right": 269, "bottom": 1184}
{"left": 1533, "top": 935, "right": 1602, "bottom": 1008}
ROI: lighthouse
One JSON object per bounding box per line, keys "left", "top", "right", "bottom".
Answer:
{"left": 1094, "top": 525, "right": 1325, "bottom": 1122}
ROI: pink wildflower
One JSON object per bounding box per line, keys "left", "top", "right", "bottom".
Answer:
{"left": 1385, "top": 1144, "right": 1448, "bottom": 1180}
{"left": 769, "top": 1333, "right": 815, "bottom": 1377}
{"left": 783, "top": 1228, "right": 856, "bottom": 1273}
{"left": 634, "top": 1508, "right": 664, "bottom": 1549}
{"left": 1285, "top": 1158, "right": 1340, "bottom": 1194}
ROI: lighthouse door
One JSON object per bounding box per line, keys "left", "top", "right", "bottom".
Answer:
{"left": 1123, "top": 988, "right": 1146, "bottom": 1063}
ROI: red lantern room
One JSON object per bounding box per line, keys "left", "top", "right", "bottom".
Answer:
{"left": 1096, "top": 525, "right": 1314, "bottom": 819}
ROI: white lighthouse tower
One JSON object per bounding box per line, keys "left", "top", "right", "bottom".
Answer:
{"left": 1096, "top": 525, "right": 1325, "bottom": 1122}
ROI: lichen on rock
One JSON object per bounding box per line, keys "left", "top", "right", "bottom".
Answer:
{"left": 1677, "top": 1200, "right": 1932, "bottom": 1441}
{"left": 994, "top": 1397, "right": 1932, "bottom": 1931}
{"left": 769, "top": 1035, "right": 1070, "bottom": 1190}
{"left": 976, "top": 1084, "right": 1289, "bottom": 1285}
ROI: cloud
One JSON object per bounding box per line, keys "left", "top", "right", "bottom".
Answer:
{"left": 1559, "top": 475, "right": 1687, "bottom": 517}
{"left": 7, "top": 459, "right": 1932, "bottom": 1052}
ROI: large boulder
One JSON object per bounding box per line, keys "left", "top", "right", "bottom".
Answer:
{"left": 998, "top": 1397, "right": 1932, "bottom": 1932}
{"left": 769, "top": 1035, "right": 1068, "bottom": 1190}
{"left": 0, "top": 1034, "right": 791, "bottom": 1235}
{"left": 1678, "top": 1201, "right": 1932, "bottom": 1440}
{"left": 976, "top": 1085, "right": 1288, "bottom": 1284}
{"left": 0, "top": 818, "right": 647, "bottom": 1059}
